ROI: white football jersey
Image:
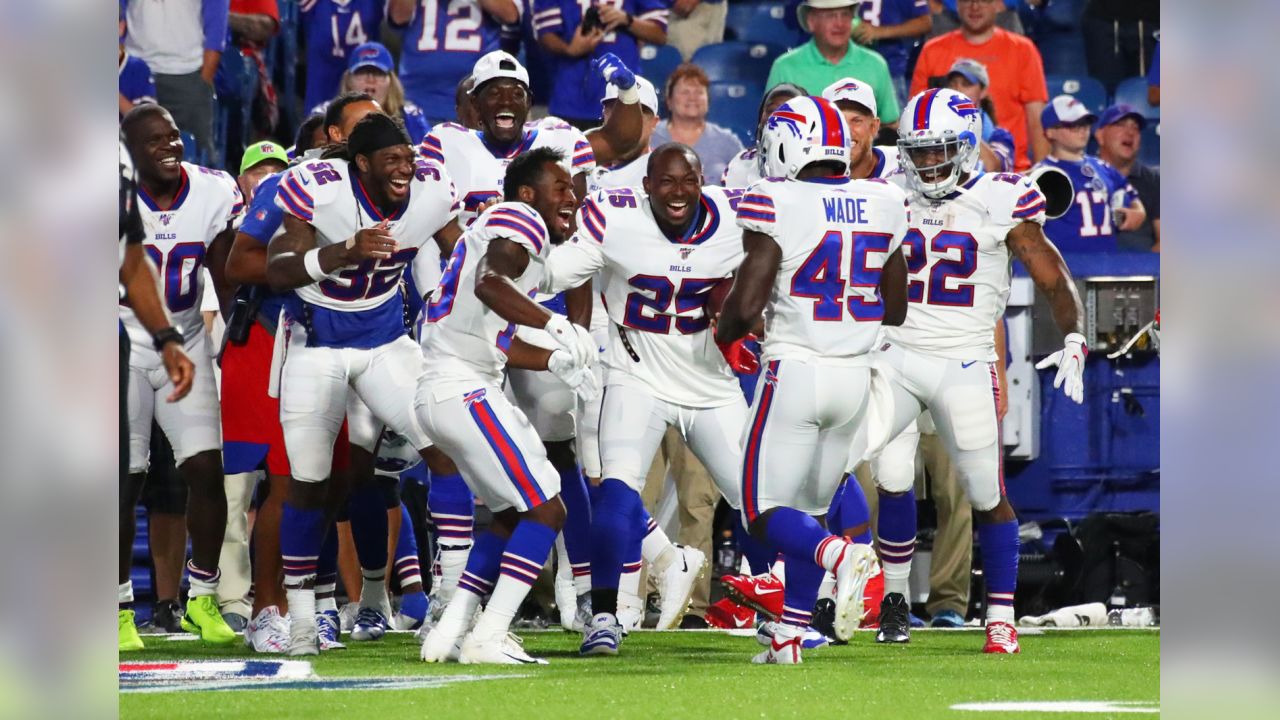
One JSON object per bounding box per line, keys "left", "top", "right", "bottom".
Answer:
{"left": 588, "top": 153, "right": 649, "bottom": 194}
{"left": 120, "top": 162, "right": 243, "bottom": 350}
{"left": 721, "top": 147, "right": 761, "bottom": 188}
{"left": 542, "top": 186, "right": 746, "bottom": 407}
{"left": 885, "top": 171, "right": 1047, "bottom": 361}
{"left": 422, "top": 202, "right": 553, "bottom": 392}
{"left": 275, "top": 155, "right": 458, "bottom": 346}
{"left": 866, "top": 146, "right": 903, "bottom": 180}
{"left": 420, "top": 118, "right": 596, "bottom": 224}
{"left": 737, "top": 176, "right": 909, "bottom": 363}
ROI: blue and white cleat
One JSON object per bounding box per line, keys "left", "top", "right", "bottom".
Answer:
{"left": 579, "top": 613, "right": 623, "bottom": 656}
{"left": 316, "top": 609, "right": 346, "bottom": 650}
{"left": 350, "top": 607, "right": 388, "bottom": 641}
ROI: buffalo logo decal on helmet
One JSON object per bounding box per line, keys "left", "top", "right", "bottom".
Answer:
{"left": 947, "top": 95, "right": 979, "bottom": 118}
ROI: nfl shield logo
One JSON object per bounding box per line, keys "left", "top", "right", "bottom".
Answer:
{"left": 678, "top": 247, "right": 694, "bottom": 260}
{"left": 159, "top": 214, "right": 173, "bottom": 226}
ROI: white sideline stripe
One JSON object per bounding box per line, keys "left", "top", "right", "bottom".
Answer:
{"left": 951, "top": 701, "right": 1159, "bottom": 713}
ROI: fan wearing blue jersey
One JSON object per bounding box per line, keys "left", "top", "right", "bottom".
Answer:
{"left": 1035, "top": 95, "right": 1146, "bottom": 253}
{"left": 119, "top": 11, "right": 156, "bottom": 115}
{"left": 310, "top": 42, "right": 432, "bottom": 144}
{"left": 265, "top": 113, "right": 464, "bottom": 655}
{"left": 534, "top": 0, "right": 670, "bottom": 127}
{"left": 388, "top": 0, "right": 521, "bottom": 127}
{"left": 301, "top": 0, "right": 386, "bottom": 112}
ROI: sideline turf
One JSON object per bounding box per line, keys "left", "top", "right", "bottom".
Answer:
{"left": 119, "top": 629, "right": 1159, "bottom": 719}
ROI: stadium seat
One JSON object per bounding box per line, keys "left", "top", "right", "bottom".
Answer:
{"left": 1114, "top": 76, "right": 1160, "bottom": 120}
{"left": 691, "top": 41, "right": 786, "bottom": 85}
{"left": 181, "top": 131, "right": 200, "bottom": 164}
{"left": 1044, "top": 0, "right": 1085, "bottom": 31}
{"left": 708, "top": 81, "right": 763, "bottom": 146}
{"left": 640, "top": 43, "right": 683, "bottom": 101}
{"left": 1036, "top": 32, "right": 1088, "bottom": 77}
{"left": 1139, "top": 122, "right": 1160, "bottom": 168}
{"left": 1045, "top": 75, "right": 1107, "bottom": 113}
{"left": 272, "top": 0, "right": 301, "bottom": 133}
{"left": 726, "top": 1, "right": 806, "bottom": 48}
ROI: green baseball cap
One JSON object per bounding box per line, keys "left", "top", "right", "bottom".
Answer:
{"left": 239, "top": 140, "right": 289, "bottom": 175}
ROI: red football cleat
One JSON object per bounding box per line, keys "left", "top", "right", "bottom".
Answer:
{"left": 705, "top": 598, "right": 756, "bottom": 630}
{"left": 859, "top": 568, "right": 884, "bottom": 628}
{"left": 982, "top": 621, "right": 1021, "bottom": 654}
{"left": 720, "top": 572, "right": 784, "bottom": 621}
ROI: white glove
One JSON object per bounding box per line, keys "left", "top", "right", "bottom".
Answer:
{"left": 544, "top": 314, "right": 596, "bottom": 368}
{"left": 548, "top": 349, "right": 601, "bottom": 403}
{"left": 1035, "top": 332, "right": 1087, "bottom": 404}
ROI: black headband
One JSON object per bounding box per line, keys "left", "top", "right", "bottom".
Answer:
{"left": 348, "top": 114, "right": 412, "bottom": 159}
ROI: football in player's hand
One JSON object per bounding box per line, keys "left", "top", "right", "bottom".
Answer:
{"left": 707, "top": 276, "right": 734, "bottom": 320}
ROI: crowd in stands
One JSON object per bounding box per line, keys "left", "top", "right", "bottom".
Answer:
{"left": 119, "top": 0, "right": 1159, "bottom": 634}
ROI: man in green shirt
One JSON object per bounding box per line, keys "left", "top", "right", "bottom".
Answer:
{"left": 765, "top": 0, "right": 901, "bottom": 126}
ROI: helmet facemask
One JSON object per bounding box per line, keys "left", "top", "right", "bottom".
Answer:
{"left": 898, "top": 132, "right": 976, "bottom": 199}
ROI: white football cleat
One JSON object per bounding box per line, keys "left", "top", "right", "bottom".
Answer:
{"left": 555, "top": 573, "right": 578, "bottom": 631}
{"left": 752, "top": 633, "right": 802, "bottom": 664}
{"left": 419, "top": 624, "right": 462, "bottom": 663}
{"left": 655, "top": 545, "right": 706, "bottom": 630}
{"left": 337, "top": 601, "right": 359, "bottom": 633}
{"left": 617, "top": 605, "right": 643, "bottom": 634}
{"left": 459, "top": 631, "right": 549, "bottom": 665}
{"left": 832, "top": 541, "right": 880, "bottom": 642}
{"left": 244, "top": 607, "right": 289, "bottom": 654}
{"left": 285, "top": 613, "right": 319, "bottom": 657}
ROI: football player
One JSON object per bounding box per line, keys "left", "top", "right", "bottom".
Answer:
{"left": 416, "top": 147, "right": 597, "bottom": 664}
{"left": 863, "top": 88, "right": 1088, "bottom": 653}
{"left": 716, "top": 96, "right": 907, "bottom": 664}
{"left": 119, "top": 105, "right": 241, "bottom": 647}
{"left": 721, "top": 83, "right": 805, "bottom": 188}
{"left": 541, "top": 144, "right": 754, "bottom": 654}
{"left": 265, "top": 112, "right": 463, "bottom": 655}
{"left": 417, "top": 49, "right": 642, "bottom": 621}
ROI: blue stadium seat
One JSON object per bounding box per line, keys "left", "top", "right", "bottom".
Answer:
{"left": 726, "top": 1, "right": 806, "bottom": 48}
{"left": 708, "top": 81, "right": 763, "bottom": 146}
{"left": 1139, "top": 122, "right": 1160, "bottom": 168}
{"left": 1036, "top": 32, "right": 1088, "bottom": 77}
{"left": 1114, "top": 76, "right": 1160, "bottom": 120}
{"left": 640, "top": 43, "right": 683, "bottom": 103}
{"left": 691, "top": 41, "right": 786, "bottom": 85}
{"left": 1045, "top": 75, "right": 1107, "bottom": 113}
{"left": 181, "top": 131, "right": 200, "bottom": 164}
{"left": 1044, "top": 0, "right": 1085, "bottom": 31}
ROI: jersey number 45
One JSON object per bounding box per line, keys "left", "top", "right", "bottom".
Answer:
{"left": 790, "top": 231, "right": 893, "bottom": 322}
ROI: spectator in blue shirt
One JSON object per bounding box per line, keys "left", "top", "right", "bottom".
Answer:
{"left": 1035, "top": 95, "right": 1147, "bottom": 253}
{"left": 300, "top": 0, "right": 386, "bottom": 113}
{"left": 535, "top": 0, "right": 670, "bottom": 128}
{"left": 119, "top": 11, "right": 157, "bottom": 116}
{"left": 943, "top": 57, "right": 1015, "bottom": 172}
{"left": 309, "top": 42, "right": 431, "bottom": 144}
{"left": 388, "top": 0, "right": 520, "bottom": 127}
{"left": 854, "top": 0, "right": 932, "bottom": 105}
{"left": 649, "top": 63, "right": 743, "bottom": 184}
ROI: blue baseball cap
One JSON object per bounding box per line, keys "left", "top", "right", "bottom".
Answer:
{"left": 1041, "top": 94, "right": 1098, "bottom": 129}
{"left": 348, "top": 42, "right": 394, "bottom": 74}
{"left": 1096, "top": 103, "right": 1147, "bottom": 130}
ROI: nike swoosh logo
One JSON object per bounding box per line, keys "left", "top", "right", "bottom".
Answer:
{"left": 754, "top": 587, "right": 782, "bottom": 595}
{"left": 733, "top": 616, "right": 751, "bottom": 628}
{"left": 961, "top": 361, "right": 977, "bottom": 368}
{"left": 299, "top": 175, "right": 311, "bottom": 185}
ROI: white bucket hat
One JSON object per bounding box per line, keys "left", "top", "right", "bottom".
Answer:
{"left": 798, "top": 0, "right": 862, "bottom": 34}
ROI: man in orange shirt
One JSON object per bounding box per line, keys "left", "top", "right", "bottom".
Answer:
{"left": 910, "top": 0, "right": 1048, "bottom": 170}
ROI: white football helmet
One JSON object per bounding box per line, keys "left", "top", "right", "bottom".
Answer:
{"left": 759, "top": 96, "right": 851, "bottom": 180}
{"left": 897, "top": 88, "right": 981, "bottom": 198}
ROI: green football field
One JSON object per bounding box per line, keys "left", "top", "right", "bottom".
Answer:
{"left": 120, "top": 628, "right": 1159, "bottom": 719}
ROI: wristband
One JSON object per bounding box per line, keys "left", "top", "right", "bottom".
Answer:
{"left": 617, "top": 85, "right": 640, "bottom": 105}
{"left": 624, "top": 12, "right": 633, "bottom": 28}
{"left": 304, "top": 248, "right": 328, "bottom": 282}
{"left": 152, "top": 327, "right": 185, "bottom": 352}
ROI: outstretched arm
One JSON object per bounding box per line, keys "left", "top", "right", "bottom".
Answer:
{"left": 716, "top": 230, "right": 780, "bottom": 344}
{"left": 1006, "top": 221, "right": 1083, "bottom": 337}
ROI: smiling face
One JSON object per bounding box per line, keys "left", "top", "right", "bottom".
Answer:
{"left": 126, "top": 109, "right": 184, "bottom": 185}
{"left": 808, "top": 6, "right": 855, "bottom": 53}
{"left": 475, "top": 78, "right": 531, "bottom": 145}
{"left": 644, "top": 147, "right": 703, "bottom": 231}
{"left": 668, "top": 77, "right": 709, "bottom": 122}
{"left": 836, "top": 100, "right": 881, "bottom": 170}
{"left": 356, "top": 144, "right": 417, "bottom": 205}
{"left": 350, "top": 68, "right": 391, "bottom": 105}
{"left": 1095, "top": 117, "right": 1142, "bottom": 164}
{"left": 520, "top": 161, "right": 576, "bottom": 243}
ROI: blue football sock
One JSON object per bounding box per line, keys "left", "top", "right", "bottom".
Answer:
{"left": 280, "top": 503, "right": 326, "bottom": 588}
{"left": 977, "top": 519, "right": 1019, "bottom": 620}
{"left": 427, "top": 471, "right": 473, "bottom": 548}
{"left": 393, "top": 502, "right": 423, "bottom": 588}
{"left": 780, "top": 553, "right": 824, "bottom": 629}
{"left": 473, "top": 519, "right": 558, "bottom": 638}
{"left": 399, "top": 589, "right": 429, "bottom": 625}
{"left": 829, "top": 478, "right": 873, "bottom": 545}
{"left": 735, "top": 515, "right": 773, "bottom": 575}
{"left": 456, "top": 530, "right": 505, "bottom": 598}
{"left": 590, "top": 478, "right": 641, "bottom": 615}
{"left": 876, "top": 490, "right": 917, "bottom": 597}
{"left": 346, "top": 482, "right": 389, "bottom": 573}
{"left": 559, "top": 464, "right": 593, "bottom": 581}
{"left": 762, "top": 507, "right": 833, "bottom": 562}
